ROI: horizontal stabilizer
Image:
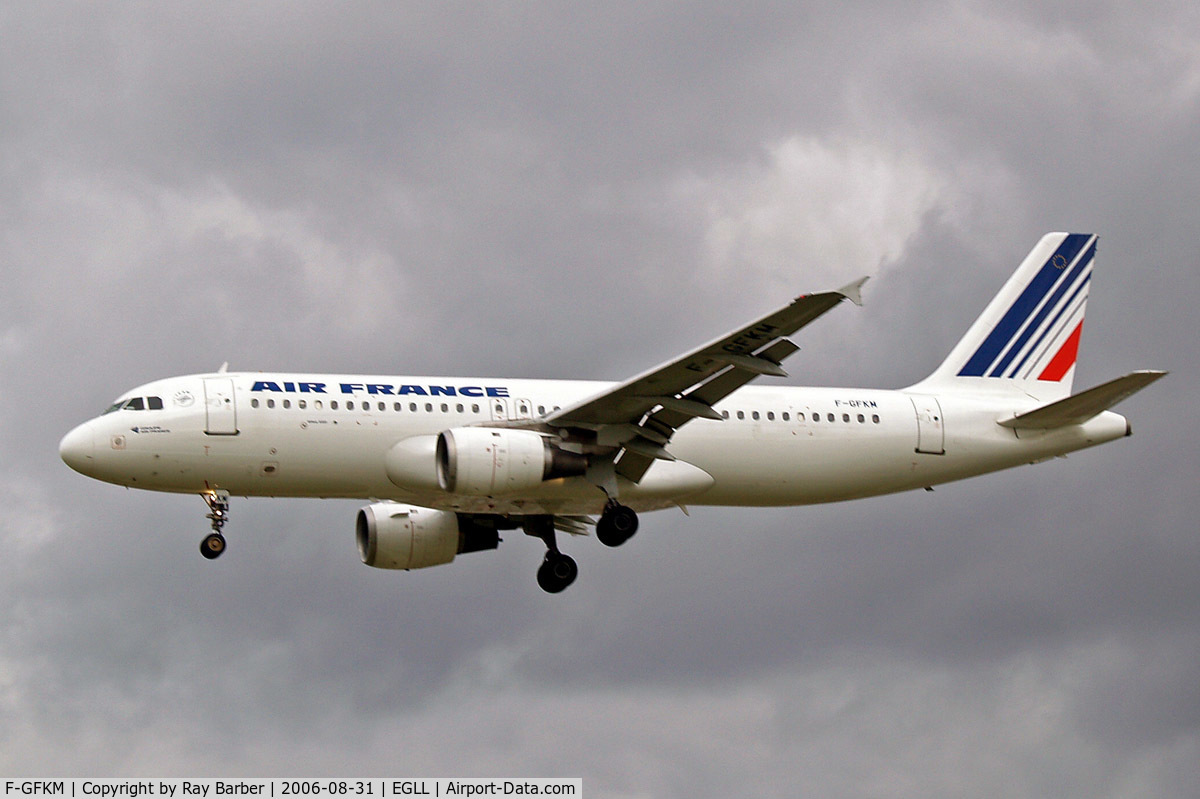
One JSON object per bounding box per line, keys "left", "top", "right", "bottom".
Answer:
{"left": 998, "top": 370, "right": 1167, "bottom": 429}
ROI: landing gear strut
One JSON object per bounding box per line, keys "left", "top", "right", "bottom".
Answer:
{"left": 525, "top": 516, "right": 577, "bottom": 593}
{"left": 200, "top": 490, "right": 230, "bottom": 560}
{"left": 596, "top": 500, "right": 638, "bottom": 548}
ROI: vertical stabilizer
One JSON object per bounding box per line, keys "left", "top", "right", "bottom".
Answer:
{"left": 911, "top": 233, "right": 1096, "bottom": 401}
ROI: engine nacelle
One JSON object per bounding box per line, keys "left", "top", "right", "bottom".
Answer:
{"left": 436, "top": 427, "right": 587, "bottom": 496}
{"left": 356, "top": 502, "right": 498, "bottom": 570}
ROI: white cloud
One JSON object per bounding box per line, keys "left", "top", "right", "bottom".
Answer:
{"left": 672, "top": 136, "right": 962, "bottom": 293}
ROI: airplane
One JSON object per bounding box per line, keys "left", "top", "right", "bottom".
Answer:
{"left": 60, "top": 233, "right": 1166, "bottom": 593}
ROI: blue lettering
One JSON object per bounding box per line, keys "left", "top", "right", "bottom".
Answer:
{"left": 253, "top": 380, "right": 508, "bottom": 397}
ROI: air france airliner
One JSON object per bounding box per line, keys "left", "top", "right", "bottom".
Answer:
{"left": 60, "top": 233, "right": 1165, "bottom": 592}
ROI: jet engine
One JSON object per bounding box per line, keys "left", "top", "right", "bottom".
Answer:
{"left": 435, "top": 427, "right": 587, "bottom": 495}
{"left": 356, "top": 502, "right": 498, "bottom": 570}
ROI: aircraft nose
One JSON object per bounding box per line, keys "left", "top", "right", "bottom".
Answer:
{"left": 59, "top": 422, "right": 96, "bottom": 474}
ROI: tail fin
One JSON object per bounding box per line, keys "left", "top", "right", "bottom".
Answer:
{"left": 911, "top": 232, "right": 1097, "bottom": 401}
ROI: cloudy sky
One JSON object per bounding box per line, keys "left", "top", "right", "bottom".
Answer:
{"left": 2, "top": 1, "right": 1197, "bottom": 795}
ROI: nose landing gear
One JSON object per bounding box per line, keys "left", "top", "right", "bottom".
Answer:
{"left": 200, "top": 490, "right": 230, "bottom": 560}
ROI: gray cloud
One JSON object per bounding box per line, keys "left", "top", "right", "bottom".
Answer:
{"left": 2, "top": 1, "right": 1197, "bottom": 796}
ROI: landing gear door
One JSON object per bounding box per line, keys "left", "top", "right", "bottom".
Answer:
{"left": 203, "top": 378, "right": 239, "bottom": 435}
{"left": 910, "top": 395, "right": 945, "bottom": 455}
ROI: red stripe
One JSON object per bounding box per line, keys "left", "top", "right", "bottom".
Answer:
{"left": 1038, "top": 321, "right": 1084, "bottom": 381}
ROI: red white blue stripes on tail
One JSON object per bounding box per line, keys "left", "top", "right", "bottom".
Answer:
{"left": 957, "top": 233, "right": 1094, "bottom": 381}
{"left": 912, "top": 233, "right": 1096, "bottom": 402}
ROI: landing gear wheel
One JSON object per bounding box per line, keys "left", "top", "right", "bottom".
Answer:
{"left": 537, "top": 552, "right": 578, "bottom": 593}
{"left": 200, "top": 490, "right": 231, "bottom": 561}
{"left": 597, "top": 502, "right": 639, "bottom": 547}
{"left": 200, "top": 533, "right": 226, "bottom": 560}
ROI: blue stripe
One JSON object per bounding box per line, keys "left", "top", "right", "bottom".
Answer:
{"left": 990, "top": 238, "right": 1095, "bottom": 377}
{"left": 958, "top": 234, "right": 1092, "bottom": 377}
{"left": 1010, "top": 270, "right": 1091, "bottom": 379}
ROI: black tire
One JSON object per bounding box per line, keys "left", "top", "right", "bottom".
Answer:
{"left": 200, "top": 533, "right": 226, "bottom": 560}
{"left": 597, "top": 503, "right": 638, "bottom": 547}
{"left": 536, "top": 553, "right": 578, "bottom": 593}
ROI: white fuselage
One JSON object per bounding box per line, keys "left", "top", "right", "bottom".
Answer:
{"left": 60, "top": 371, "right": 1131, "bottom": 517}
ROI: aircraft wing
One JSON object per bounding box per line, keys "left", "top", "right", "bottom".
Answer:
{"left": 542, "top": 277, "right": 868, "bottom": 481}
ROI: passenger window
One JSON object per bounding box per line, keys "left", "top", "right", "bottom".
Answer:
{"left": 267, "top": 399, "right": 275, "bottom": 409}
{"left": 456, "top": 403, "right": 464, "bottom": 413}
{"left": 394, "top": 402, "right": 402, "bottom": 411}
{"left": 347, "top": 401, "right": 355, "bottom": 410}
{"left": 843, "top": 413, "right": 850, "bottom": 423}
{"left": 827, "top": 413, "right": 835, "bottom": 422}
{"left": 410, "top": 403, "right": 418, "bottom": 412}
{"left": 722, "top": 410, "right": 730, "bottom": 419}
{"left": 782, "top": 412, "right": 789, "bottom": 421}
{"left": 857, "top": 414, "right": 865, "bottom": 423}
{"left": 752, "top": 411, "right": 760, "bottom": 420}
{"left": 767, "top": 411, "right": 775, "bottom": 421}
{"left": 331, "top": 401, "right": 339, "bottom": 410}
{"left": 251, "top": 398, "right": 260, "bottom": 408}
{"left": 472, "top": 404, "right": 480, "bottom": 413}
{"left": 299, "top": 400, "right": 307, "bottom": 410}
{"left": 282, "top": 399, "right": 291, "bottom": 409}
{"left": 872, "top": 414, "right": 880, "bottom": 424}
{"left": 736, "top": 411, "right": 745, "bottom": 420}
{"left": 425, "top": 403, "right": 433, "bottom": 412}
{"left": 314, "top": 400, "right": 323, "bottom": 409}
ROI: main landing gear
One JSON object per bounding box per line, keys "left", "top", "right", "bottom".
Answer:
{"left": 596, "top": 500, "right": 639, "bottom": 548}
{"left": 524, "top": 516, "right": 578, "bottom": 594}
{"left": 523, "top": 501, "right": 639, "bottom": 593}
{"left": 200, "top": 490, "right": 230, "bottom": 560}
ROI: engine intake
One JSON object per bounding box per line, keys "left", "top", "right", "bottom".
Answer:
{"left": 356, "top": 503, "right": 499, "bottom": 570}
{"left": 436, "top": 427, "right": 587, "bottom": 496}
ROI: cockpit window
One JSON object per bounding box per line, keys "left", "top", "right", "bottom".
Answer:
{"left": 102, "top": 396, "right": 164, "bottom": 413}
